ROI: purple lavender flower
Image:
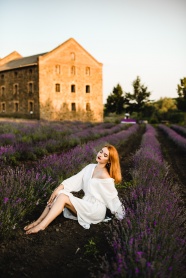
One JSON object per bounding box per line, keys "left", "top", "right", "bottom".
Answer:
{"left": 3, "top": 197, "right": 9, "bottom": 204}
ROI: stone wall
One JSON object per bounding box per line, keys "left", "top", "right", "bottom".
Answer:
{"left": 0, "top": 66, "right": 40, "bottom": 119}
{"left": 38, "top": 39, "right": 103, "bottom": 122}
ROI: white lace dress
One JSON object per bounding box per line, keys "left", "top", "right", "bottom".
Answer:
{"left": 56, "top": 163, "right": 125, "bottom": 229}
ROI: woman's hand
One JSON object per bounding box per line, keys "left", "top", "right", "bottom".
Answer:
{"left": 47, "top": 184, "right": 64, "bottom": 206}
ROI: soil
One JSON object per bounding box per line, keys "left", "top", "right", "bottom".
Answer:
{"left": 0, "top": 125, "right": 185, "bottom": 278}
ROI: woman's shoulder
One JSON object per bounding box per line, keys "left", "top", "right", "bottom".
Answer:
{"left": 100, "top": 171, "right": 111, "bottom": 179}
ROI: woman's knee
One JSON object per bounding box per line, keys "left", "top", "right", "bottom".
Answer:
{"left": 57, "top": 193, "right": 69, "bottom": 203}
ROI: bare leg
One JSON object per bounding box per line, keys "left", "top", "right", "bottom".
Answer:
{"left": 26, "top": 194, "right": 76, "bottom": 234}
{"left": 24, "top": 205, "right": 50, "bottom": 231}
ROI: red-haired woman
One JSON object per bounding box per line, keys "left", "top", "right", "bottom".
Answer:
{"left": 24, "top": 144, "right": 125, "bottom": 234}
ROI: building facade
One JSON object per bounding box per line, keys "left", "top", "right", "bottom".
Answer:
{"left": 0, "top": 38, "right": 103, "bottom": 122}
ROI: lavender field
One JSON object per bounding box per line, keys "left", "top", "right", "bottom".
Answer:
{"left": 0, "top": 120, "right": 185, "bottom": 278}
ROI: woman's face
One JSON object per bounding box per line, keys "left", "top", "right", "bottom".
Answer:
{"left": 96, "top": 147, "right": 109, "bottom": 165}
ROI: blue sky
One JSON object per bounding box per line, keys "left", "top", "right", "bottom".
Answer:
{"left": 0, "top": 0, "right": 185, "bottom": 103}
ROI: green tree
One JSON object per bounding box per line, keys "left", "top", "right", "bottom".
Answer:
{"left": 125, "top": 76, "right": 151, "bottom": 116}
{"left": 177, "top": 78, "right": 186, "bottom": 111}
{"left": 154, "top": 97, "right": 177, "bottom": 114}
{"left": 105, "top": 84, "right": 125, "bottom": 114}
{"left": 177, "top": 77, "right": 186, "bottom": 124}
{"left": 153, "top": 97, "right": 179, "bottom": 123}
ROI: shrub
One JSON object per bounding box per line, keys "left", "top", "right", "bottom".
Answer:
{"left": 0, "top": 166, "right": 56, "bottom": 239}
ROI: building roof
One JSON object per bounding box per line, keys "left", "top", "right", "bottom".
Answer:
{"left": 0, "top": 52, "right": 47, "bottom": 72}
{"left": 0, "top": 38, "right": 102, "bottom": 73}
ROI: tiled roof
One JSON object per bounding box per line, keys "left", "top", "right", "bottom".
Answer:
{"left": 0, "top": 52, "right": 47, "bottom": 71}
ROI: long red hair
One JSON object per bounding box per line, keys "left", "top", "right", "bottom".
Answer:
{"left": 104, "top": 144, "right": 122, "bottom": 184}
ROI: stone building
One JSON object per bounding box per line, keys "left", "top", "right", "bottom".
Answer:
{"left": 0, "top": 38, "right": 103, "bottom": 122}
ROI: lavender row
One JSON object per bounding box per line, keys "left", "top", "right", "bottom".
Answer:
{"left": 0, "top": 167, "right": 56, "bottom": 239}
{"left": 158, "top": 124, "right": 186, "bottom": 151}
{"left": 0, "top": 120, "right": 93, "bottom": 144}
{"left": 100, "top": 124, "right": 185, "bottom": 277}
{"left": 68, "top": 122, "right": 126, "bottom": 143}
{"left": 0, "top": 121, "right": 119, "bottom": 147}
{"left": 37, "top": 124, "right": 140, "bottom": 181}
{"left": 170, "top": 124, "right": 186, "bottom": 137}
{"left": 0, "top": 122, "right": 127, "bottom": 166}
{"left": 0, "top": 124, "right": 139, "bottom": 239}
{"left": 0, "top": 121, "right": 95, "bottom": 164}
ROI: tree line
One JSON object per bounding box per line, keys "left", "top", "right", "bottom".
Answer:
{"left": 104, "top": 76, "right": 186, "bottom": 124}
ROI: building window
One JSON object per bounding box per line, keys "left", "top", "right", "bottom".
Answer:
{"left": 86, "top": 103, "right": 91, "bottom": 111}
{"left": 85, "top": 67, "right": 90, "bottom": 75}
{"left": 71, "top": 66, "right": 76, "bottom": 75}
{"left": 1, "top": 86, "right": 5, "bottom": 96}
{"left": 13, "top": 84, "right": 19, "bottom": 94}
{"left": 14, "top": 71, "right": 18, "bottom": 77}
{"left": 29, "top": 69, "right": 32, "bottom": 74}
{"left": 55, "top": 65, "right": 61, "bottom": 74}
{"left": 14, "top": 102, "right": 19, "bottom": 112}
{"left": 1, "top": 74, "right": 4, "bottom": 80}
{"left": 28, "top": 82, "right": 33, "bottom": 94}
{"left": 1, "top": 102, "right": 6, "bottom": 112}
{"left": 71, "top": 52, "right": 75, "bottom": 60}
{"left": 71, "top": 103, "right": 76, "bottom": 111}
{"left": 71, "top": 84, "right": 75, "bottom": 93}
{"left": 55, "top": 83, "right": 60, "bottom": 92}
{"left": 28, "top": 101, "right": 34, "bottom": 112}
{"left": 86, "top": 85, "right": 90, "bottom": 93}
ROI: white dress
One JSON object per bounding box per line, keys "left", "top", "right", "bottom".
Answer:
{"left": 56, "top": 164, "right": 125, "bottom": 229}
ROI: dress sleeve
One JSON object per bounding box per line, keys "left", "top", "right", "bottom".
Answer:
{"left": 60, "top": 165, "right": 87, "bottom": 192}
{"left": 91, "top": 179, "right": 126, "bottom": 220}
{"left": 107, "top": 196, "right": 126, "bottom": 220}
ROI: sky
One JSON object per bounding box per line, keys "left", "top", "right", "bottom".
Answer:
{"left": 0, "top": 0, "right": 185, "bottom": 103}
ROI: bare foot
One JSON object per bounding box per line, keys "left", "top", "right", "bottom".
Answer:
{"left": 25, "top": 224, "right": 45, "bottom": 234}
{"left": 24, "top": 220, "right": 41, "bottom": 231}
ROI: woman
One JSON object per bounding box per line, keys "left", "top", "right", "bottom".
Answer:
{"left": 24, "top": 144, "right": 125, "bottom": 234}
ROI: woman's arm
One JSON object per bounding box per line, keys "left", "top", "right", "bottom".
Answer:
{"left": 47, "top": 184, "right": 64, "bottom": 205}
{"left": 95, "top": 179, "right": 125, "bottom": 220}
{"left": 107, "top": 196, "right": 125, "bottom": 220}
{"left": 47, "top": 165, "right": 88, "bottom": 206}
